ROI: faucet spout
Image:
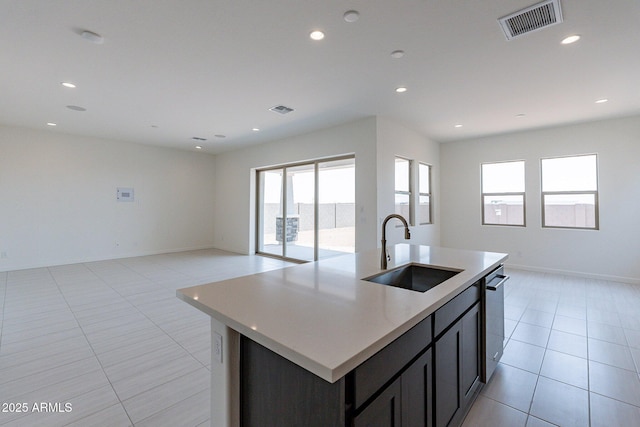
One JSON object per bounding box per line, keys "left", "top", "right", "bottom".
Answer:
{"left": 381, "top": 214, "right": 411, "bottom": 270}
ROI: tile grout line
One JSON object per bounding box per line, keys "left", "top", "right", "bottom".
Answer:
{"left": 509, "top": 272, "right": 574, "bottom": 426}
{"left": 0, "top": 252, "right": 288, "bottom": 427}
{"left": 586, "top": 300, "right": 592, "bottom": 427}
{"left": 0, "top": 272, "right": 6, "bottom": 351}
{"left": 0, "top": 271, "right": 116, "bottom": 426}
{"left": 87, "top": 258, "right": 211, "bottom": 370}
{"left": 128, "top": 374, "right": 210, "bottom": 426}
{"left": 473, "top": 394, "right": 530, "bottom": 422}
{"left": 5, "top": 258, "right": 639, "bottom": 426}
{"left": 472, "top": 269, "right": 640, "bottom": 426}
{"left": 79, "top": 258, "right": 212, "bottom": 424}
{"left": 576, "top": 276, "right": 590, "bottom": 427}
{"left": 45, "top": 265, "right": 137, "bottom": 427}
{"left": 524, "top": 287, "right": 553, "bottom": 426}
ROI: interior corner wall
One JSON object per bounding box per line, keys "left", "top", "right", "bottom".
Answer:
{"left": 0, "top": 125, "right": 217, "bottom": 272}
{"left": 212, "top": 117, "right": 379, "bottom": 255}
{"left": 375, "top": 117, "right": 441, "bottom": 247}
{"left": 440, "top": 115, "right": 640, "bottom": 283}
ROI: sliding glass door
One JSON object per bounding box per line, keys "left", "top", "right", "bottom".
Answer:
{"left": 284, "top": 163, "right": 316, "bottom": 261}
{"left": 317, "top": 158, "right": 355, "bottom": 258}
{"left": 257, "top": 168, "right": 284, "bottom": 258}
{"left": 257, "top": 156, "right": 355, "bottom": 262}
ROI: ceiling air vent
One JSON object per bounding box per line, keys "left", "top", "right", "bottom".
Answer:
{"left": 498, "top": 0, "right": 563, "bottom": 40}
{"left": 269, "top": 105, "right": 294, "bottom": 115}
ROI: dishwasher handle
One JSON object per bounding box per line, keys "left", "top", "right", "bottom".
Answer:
{"left": 486, "top": 274, "right": 509, "bottom": 291}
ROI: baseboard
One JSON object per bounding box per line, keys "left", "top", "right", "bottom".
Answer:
{"left": 504, "top": 262, "right": 640, "bottom": 285}
{"left": 0, "top": 245, "right": 217, "bottom": 273}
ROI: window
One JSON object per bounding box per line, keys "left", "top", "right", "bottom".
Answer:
{"left": 395, "top": 157, "right": 412, "bottom": 223}
{"left": 257, "top": 156, "right": 355, "bottom": 262}
{"left": 541, "top": 154, "right": 598, "bottom": 229}
{"left": 481, "top": 160, "right": 525, "bottom": 226}
{"left": 418, "top": 163, "right": 432, "bottom": 224}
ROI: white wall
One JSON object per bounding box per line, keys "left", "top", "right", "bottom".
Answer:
{"left": 212, "top": 118, "right": 379, "bottom": 254}
{"left": 0, "top": 125, "right": 217, "bottom": 271}
{"left": 212, "top": 116, "right": 442, "bottom": 256}
{"left": 440, "top": 115, "right": 640, "bottom": 283}
{"left": 376, "top": 117, "right": 441, "bottom": 246}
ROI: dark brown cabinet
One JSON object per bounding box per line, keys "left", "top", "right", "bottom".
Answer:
{"left": 354, "top": 377, "right": 402, "bottom": 427}
{"left": 461, "top": 304, "right": 481, "bottom": 409}
{"left": 239, "top": 281, "right": 483, "bottom": 427}
{"left": 402, "top": 349, "right": 433, "bottom": 427}
{"left": 434, "top": 302, "right": 481, "bottom": 427}
{"left": 353, "top": 348, "right": 433, "bottom": 427}
{"left": 240, "top": 337, "right": 345, "bottom": 427}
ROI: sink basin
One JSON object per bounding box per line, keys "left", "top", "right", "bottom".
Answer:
{"left": 363, "top": 263, "right": 461, "bottom": 293}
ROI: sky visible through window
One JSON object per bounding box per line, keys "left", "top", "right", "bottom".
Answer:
{"left": 263, "top": 167, "right": 355, "bottom": 204}
{"left": 482, "top": 161, "right": 524, "bottom": 193}
{"left": 482, "top": 155, "right": 597, "bottom": 204}
{"left": 542, "top": 155, "right": 597, "bottom": 191}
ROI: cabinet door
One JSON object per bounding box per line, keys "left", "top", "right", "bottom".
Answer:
{"left": 354, "top": 377, "right": 402, "bottom": 427}
{"left": 434, "top": 321, "right": 461, "bottom": 427}
{"left": 460, "top": 303, "right": 481, "bottom": 410}
{"left": 402, "top": 349, "right": 433, "bottom": 427}
{"left": 353, "top": 315, "right": 432, "bottom": 409}
{"left": 434, "top": 303, "right": 481, "bottom": 427}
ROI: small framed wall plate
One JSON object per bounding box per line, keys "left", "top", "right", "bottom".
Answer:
{"left": 117, "top": 187, "right": 134, "bottom": 202}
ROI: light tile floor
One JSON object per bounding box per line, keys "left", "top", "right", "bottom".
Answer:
{"left": 0, "top": 249, "right": 293, "bottom": 427}
{"left": 2, "top": 252, "right": 640, "bottom": 426}
{"left": 463, "top": 269, "right": 640, "bottom": 427}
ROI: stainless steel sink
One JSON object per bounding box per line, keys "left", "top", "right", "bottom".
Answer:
{"left": 363, "top": 263, "right": 461, "bottom": 293}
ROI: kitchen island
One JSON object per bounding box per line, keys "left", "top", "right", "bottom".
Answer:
{"left": 177, "top": 244, "right": 507, "bottom": 427}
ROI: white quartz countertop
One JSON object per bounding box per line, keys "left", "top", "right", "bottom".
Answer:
{"left": 177, "top": 244, "right": 507, "bottom": 383}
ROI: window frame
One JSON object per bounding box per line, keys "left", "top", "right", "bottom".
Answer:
{"left": 255, "top": 154, "right": 356, "bottom": 262}
{"left": 540, "top": 154, "right": 599, "bottom": 230}
{"left": 418, "top": 162, "right": 432, "bottom": 225}
{"left": 394, "top": 156, "right": 414, "bottom": 225}
{"left": 480, "top": 160, "right": 526, "bottom": 227}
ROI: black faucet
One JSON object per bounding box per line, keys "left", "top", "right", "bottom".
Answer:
{"left": 381, "top": 214, "right": 411, "bottom": 269}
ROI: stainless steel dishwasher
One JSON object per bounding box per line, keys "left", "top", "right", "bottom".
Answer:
{"left": 482, "top": 264, "right": 509, "bottom": 382}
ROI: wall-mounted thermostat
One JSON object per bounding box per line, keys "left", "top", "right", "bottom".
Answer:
{"left": 117, "top": 187, "right": 134, "bottom": 202}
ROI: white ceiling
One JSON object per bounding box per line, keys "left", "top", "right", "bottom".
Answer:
{"left": 1, "top": 0, "right": 638, "bottom": 154}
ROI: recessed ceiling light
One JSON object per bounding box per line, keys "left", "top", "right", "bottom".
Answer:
{"left": 390, "top": 50, "right": 405, "bottom": 59}
{"left": 343, "top": 10, "right": 360, "bottom": 23}
{"left": 192, "top": 136, "right": 207, "bottom": 141}
{"left": 252, "top": 128, "right": 260, "bottom": 132}
{"left": 47, "top": 122, "right": 57, "bottom": 126}
{"left": 395, "top": 86, "right": 407, "bottom": 93}
{"left": 195, "top": 146, "right": 202, "bottom": 150}
{"left": 454, "top": 124, "right": 463, "bottom": 128}
{"left": 66, "top": 105, "right": 86, "bottom": 111}
{"left": 309, "top": 30, "right": 325, "bottom": 41}
{"left": 595, "top": 98, "right": 608, "bottom": 104}
{"left": 561, "top": 35, "right": 581, "bottom": 45}
{"left": 61, "top": 82, "right": 76, "bottom": 88}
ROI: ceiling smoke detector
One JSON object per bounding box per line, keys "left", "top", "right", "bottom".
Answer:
{"left": 498, "top": 0, "right": 563, "bottom": 40}
{"left": 269, "top": 105, "right": 294, "bottom": 115}
{"left": 66, "top": 105, "right": 87, "bottom": 111}
{"left": 80, "top": 30, "right": 104, "bottom": 44}
{"left": 343, "top": 10, "right": 360, "bottom": 23}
